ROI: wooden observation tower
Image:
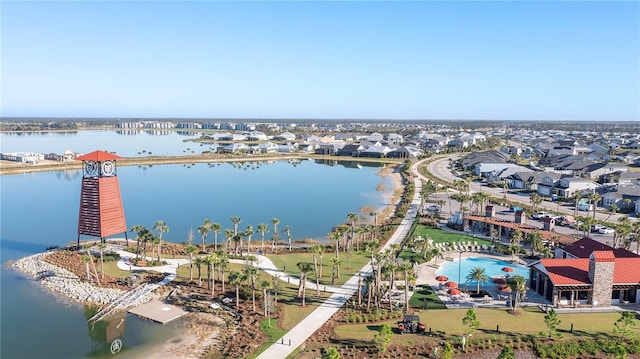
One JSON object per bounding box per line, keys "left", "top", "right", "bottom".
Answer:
{"left": 76, "top": 150, "right": 127, "bottom": 247}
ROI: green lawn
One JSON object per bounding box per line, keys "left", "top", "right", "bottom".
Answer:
{"left": 413, "top": 226, "right": 491, "bottom": 246}
{"left": 333, "top": 307, "right": 622, "bottom": 342}
{"left": 408, "top": 284, "right": 446, "bottom": 310}
{"left": 266, "top": 251, "right": 371, "bottom": 287}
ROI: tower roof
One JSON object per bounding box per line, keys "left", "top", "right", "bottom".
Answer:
{"left": 75, "top": 150, "right": 122, "bottom": 161}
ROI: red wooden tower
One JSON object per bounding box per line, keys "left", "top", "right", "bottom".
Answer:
{"left": 76, "top": 150, "right": 127, "bottom": 247}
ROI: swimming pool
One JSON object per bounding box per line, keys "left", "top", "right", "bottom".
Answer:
{"left": 435, "top": 256, "right": 529, "bottom": 286}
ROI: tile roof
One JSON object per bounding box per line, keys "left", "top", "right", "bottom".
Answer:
{"left": 562, "top": 237, "right": 640, "bottom": 259}
{"left": 539, "top": 258, "right": 590, "bottom": 285}
{"left": 591, "top": 251, "right": 615, "bottom": 262}
{"left": 75, "top": 150, "right": 122, "bottom": 161}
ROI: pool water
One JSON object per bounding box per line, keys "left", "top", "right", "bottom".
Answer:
{"left": 435, "top": 256, "right": 529, "bottom": 287}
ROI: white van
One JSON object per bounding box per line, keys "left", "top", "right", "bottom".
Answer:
{"left": 578, "top": 202, "right": 593, "bottom": 211}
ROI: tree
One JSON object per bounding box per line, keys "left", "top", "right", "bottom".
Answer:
{"left": 510, "top": 230, "right": 523, "bottom": 262}
{"left": 614, "top": 311, "right": 637, "bottom": 341}
{"left": 228, "top": 271, "right": 243, "bottom": 309}
{"left": 153, "top": 220, "right": 169, "bottom": 263}
{"left": 257, "top": 223, "right": 269, "bottom": 254}
{"left": 330, "top": 257, "right": 341, "bottom": 286}
{"left": 283, "top": 225, "right": 292, "bottom": 251}
{"left": 194, "top": 257, "right": 203, "bottom": 286}
{"left": 243, "top": 265, "right": 258, "bottom": 312}
{"left": 542, "top": 308, "right": 562, "bottom": 339}
{"left": 462, "top": 308, "right": 480, "bottom": 336}
{"left": 258, "top": 279, "right": 271, "bottom": 317}
{"left": 587, "top": 192, "right": 601, "bottom": 219}
{"left": 130, "top": 224, "right": 146, "bottom": 261}
{"left": 296, "top": 261, "right": 314, "bottom": 307}
{"left": 507, "top": 275, "right": 527, "bottom": 313}
{"left": 211, "top": 223, "right": 222, "bottom": 252}
{"left": 198, "top": 219, "right": 211, "bottom": 253}
{"left": 271, "top": 217, "right": 280, "bottom": 251}
{"left": 606, "top": 204, "right": 620, "bottom": 222}
{"left": 185, "top": 244, "right": 198, "bottom": 282}
{"left": 373, "top": 323, "right": 393, "bottom": 353}
{"left": 311, "top": 245, "right": 324, "bottom": 280}
{"left": 223, "top": 229, "right": 234, "bottom": 251}
{"left": 398, "top": 259, "right": 414, "bottom": 311}
{"left": 529, "top": 230, "right": 544, "bottom": 257}
{"left": 347, "top": 212, "right": 358, "bottom": 252}
{"left": 466, "top": 267, "right": 489, "bottom": 294}
{"left": 97, "top": 243, "right": 107, "bottom": 279}
{"left": 245, "top": 225, "right": 254, "bottom": 253}
{"left": 230, "top": 216, "right": 241, "bottom": 236}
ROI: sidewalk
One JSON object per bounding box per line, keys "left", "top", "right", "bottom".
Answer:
{"left": 256, "top": 163, "right": 424, "bottom": 359}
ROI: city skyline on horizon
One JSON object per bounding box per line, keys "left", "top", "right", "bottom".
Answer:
{"left": 2, "top": 1, "right": 638, "bottom": 122}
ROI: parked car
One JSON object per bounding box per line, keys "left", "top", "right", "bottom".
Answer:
{"left": 591, "top": 224, "right": 605, "bottom": 233}
{"left": 510, "top": 206, "right": 524, "bottom": 212}
{"left": 598, "top": 227, "right": 615, "bottom": 234}
{"left": 570, "top": 221, "right": 584, "bottom": 229}
{"left": 533, "top": 211, "right": 549, "bottom": 219}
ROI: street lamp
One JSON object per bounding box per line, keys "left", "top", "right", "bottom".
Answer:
{"left": 458, "top": 250, "right": 463, "bottom": 288}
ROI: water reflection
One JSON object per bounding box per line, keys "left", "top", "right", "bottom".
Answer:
{"left": 85, "top": 308, "right": 126, "bottom": 357}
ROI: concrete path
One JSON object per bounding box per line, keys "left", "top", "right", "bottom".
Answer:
{"left": 256, "top": 166, "right": 423, "bottom": 359}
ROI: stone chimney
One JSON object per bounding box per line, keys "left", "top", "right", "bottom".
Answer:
{"left": 543, "top": 217, "right": 555, "bottom": 231}
{"left": 588, "top": 251, "right": 615, "bottom": 307}
{"left": 485, "top": 205, "right": 495, "bottom": 218}
{"left": 515, "top": 210, "right": 526, "bottom": 224}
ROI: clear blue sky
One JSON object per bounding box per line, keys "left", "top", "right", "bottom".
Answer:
{"left": 1, "top": 1, "right": 638, "bottom": 121}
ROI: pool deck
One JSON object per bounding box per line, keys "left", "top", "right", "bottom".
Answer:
{"left": 415, "top": 250, "right": 550, "bottom": 309}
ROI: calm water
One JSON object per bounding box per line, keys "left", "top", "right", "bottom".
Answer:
{"left": 0, "top": 131, "right": 392, "bottom": 358}
{"left": 436, "top": 257, "right": 529, "bottom": 287}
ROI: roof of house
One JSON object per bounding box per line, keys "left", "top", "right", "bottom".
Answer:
{"left": 562, "top": 237, "right": 639, "bottom": 259}
{"left": 75, "top": 150, "right": 122, "bottom": 161}
{"left": 539, "top": 258, "right": 590, "bottom": 285}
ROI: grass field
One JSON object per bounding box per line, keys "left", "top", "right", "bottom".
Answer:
{"left": 413, "top": 226, "right": 491, "bottom": 245}
{"left": 333, "top": 307, "right": 623, "bottom": 343}
{"left": 266, "top": 251, "right": 371, "bottom": 287}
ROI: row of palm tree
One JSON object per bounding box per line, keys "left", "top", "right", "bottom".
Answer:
{"left": 193, "top": 216, "right": 286, "bottom": 255}
{"left": 130, "top": 220, "right": 169, "bottom": 264}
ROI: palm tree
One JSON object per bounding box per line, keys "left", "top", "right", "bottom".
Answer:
{"left": 228, "top": 271, "right": 244, "bottom": 309}
{"left": 397, "top": 259, "right": 414, "bottom": 311}
{"left": 198, "top": 219, "right": 211, "bottom": 253}
{"left": 211, "top": 223, "right": 222, "bottom": 252}
{"left": 97, "top": 243, "right": 107, "bottom": 279}
{"left": 194, "top": 257, "right": 203, "bottom": 286}
{"left": 243, "top": 265, "right": 258, "bottom": 312}
{"left": 81, "top": 254, "right": 92, "bottom": 281}
{"left": 330, "top": 229, "right": 342, "bottom": 259}
{"left": 347, "top": 212, "right": 358, "bottom": 252}
{"left": 185, "top": 244, "right": 198, "bottom": 282}
{"left": 329, "top": 257, "right": 341, "bottom": 286}
{"left": 223, "top": 229, "right": 234, "bottom": 251}
{"left": 507, "top": 275, "right": 527, "bottom": 313}
{"left": 153, "top": 220, "right": 169, "bottom": 263}
{"left": 271, "top": 218, "right": 280, "bottom": 250}
{"left": 218, "top": 254, "right": 229, "bottom": 292}
{"left": 230, "top": 216, "right": 242, "bottom": 236}
{"left": 510, "top": 230, "right": 523, "bottom": 262}
{"left": 529, "top": 230, "right": 544, "bottom": 257}
{"left": 570, "top": 190, "right": 583, "bottom": 217}
{"left": 466, "top": 267, "right": 489, "bottom": 294}
{"left": 245, "top": 225, "right": 254, "bottom": 253}
{"left": 257, "top": 223, "right": 269, "bottom": 254}
{"left": 587, "top": 193, "right": 601, "bottom": 219}
{"left": 130, "top": 224, "right": 146, "bottom": 260}
{"left": 258, "top": 280, "right": 272, "bottom": 317}
{"left": 283, "top": 225, "right": 292, "bottom": 251}
{"left": 311, "top": 245, "right": 324, "bottom": 279}
{"left": 605, "top": 204, "right": 620, "bottom": 222}
{"left": 296, "top": 261, "right": 314, "bottom": 307}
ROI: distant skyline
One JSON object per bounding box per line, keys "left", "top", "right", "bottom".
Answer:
{"left": 2, "top": 1, "right": 638, "bottom": 122}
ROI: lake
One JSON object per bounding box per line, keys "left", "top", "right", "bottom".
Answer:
{"left": 0, "top": 131, "right": 394, "bottom": 358}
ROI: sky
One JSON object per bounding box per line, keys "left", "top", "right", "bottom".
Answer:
{"left": 1, "top": 1, "right": 638, "bottom": 121}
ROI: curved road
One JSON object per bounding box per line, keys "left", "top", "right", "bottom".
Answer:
{"left": 426, "top": 156, "right": 636, "bottom": 224}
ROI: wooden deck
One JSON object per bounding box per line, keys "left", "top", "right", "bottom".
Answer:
{"left": 128, "top": 299, "right": 188, "bottom": 324}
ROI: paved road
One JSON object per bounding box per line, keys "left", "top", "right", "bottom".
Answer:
{"left": 256, "top": 166, "right": 423, "bottom": 359}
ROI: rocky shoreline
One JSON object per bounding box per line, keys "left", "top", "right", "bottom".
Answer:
{"left": 13, "top": 251, "right": 152, "bottom": 307}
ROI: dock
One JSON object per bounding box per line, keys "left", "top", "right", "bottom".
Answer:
{"left": 128, "top": 299, "right": 188, "bottom": 324}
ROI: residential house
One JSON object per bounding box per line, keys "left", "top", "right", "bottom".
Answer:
{"left": 366, "top": 132, "right": 384, "bottom": 142}
{"left": 537, "top": 173, "right": 562, "bottom": 197}
{"left": 336, "top": 144, "right": 365, "bottom": 157}
{"left": 555, "top": 177, "right": 599, "bottom": 199}
{"left": 386, "top": 133, "right": 403, "bottom": 145}
{"left": 581, "top": 162, "right": 627, "bottom": 181}
{"left": 600, "top": 184, "right": 640, "bottom": 210}
{"left": 508, "top": 171, "right": 548, "bottom": 191}
{"left": 273, "top": 132, "right": 296, "bottom": 141}
{"left": 218, "top": 143, "right": 250, "bottom": 154}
